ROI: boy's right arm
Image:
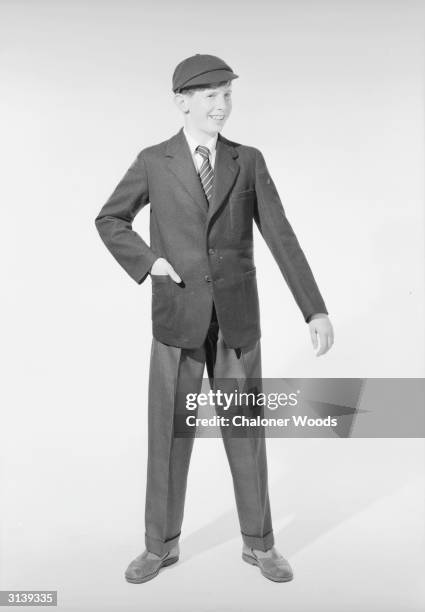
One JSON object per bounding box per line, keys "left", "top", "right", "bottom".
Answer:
{"left": 94, "top": 151, "right": 159, "bottom": 284}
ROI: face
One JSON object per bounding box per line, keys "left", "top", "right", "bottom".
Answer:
{"left": 180, "top": 83, "right": 233, "bottom": 137}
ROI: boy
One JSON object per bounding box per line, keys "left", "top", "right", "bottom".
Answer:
{"left": 95, "top": 53, "right": 334, "bottom": 583}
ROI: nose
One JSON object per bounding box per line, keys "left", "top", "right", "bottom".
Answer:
{"left": 214, "top": 95, "right": 230, "bottom": 112}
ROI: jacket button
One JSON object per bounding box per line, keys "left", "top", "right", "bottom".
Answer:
{"left": 208, "top": 248, "right": 215, "bottom": 255}
{"left": 204, "top": 275, "right": 211, "bottom": 283}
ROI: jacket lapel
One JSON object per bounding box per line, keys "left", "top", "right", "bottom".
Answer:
{"left": 164, "top": 127, "right": 240, "bottom": 221}
{"left": 208, "top": 133, "right": 240, "bottom": 225}
{"left": 165, "top": 128, "right": 209, "bottom": 214}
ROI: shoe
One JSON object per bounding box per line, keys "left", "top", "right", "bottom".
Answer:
{"left": 125, "top": 550, "right": 179, "bottom": 584}
{"left": 242, "top": 548, "right": 294, "bottom": 582}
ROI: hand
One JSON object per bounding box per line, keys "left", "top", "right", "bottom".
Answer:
{"left": 308, "top": 314, "right": 334, "bottom": 356}
{"left": 150, "top": 257, "right": 182, "bottom": 283}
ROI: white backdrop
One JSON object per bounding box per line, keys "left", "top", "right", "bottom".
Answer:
{"left": 1, "top": 1, "right": 424, "bottom": 611}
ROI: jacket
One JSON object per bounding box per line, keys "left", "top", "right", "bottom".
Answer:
{"left": 95, "top": 127, "right": 328, "bottom": 348}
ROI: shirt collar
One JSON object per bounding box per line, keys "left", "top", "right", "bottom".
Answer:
{"left": 183, "top": 126, "right": 218, "bottom": 157}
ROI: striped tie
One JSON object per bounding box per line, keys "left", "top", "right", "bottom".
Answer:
{"left": 196, "top": 145, "right": 214, "bottom": 205}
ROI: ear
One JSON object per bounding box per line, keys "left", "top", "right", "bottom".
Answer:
{"left": 173, "top": 93, "right": 189, "bottom": 114}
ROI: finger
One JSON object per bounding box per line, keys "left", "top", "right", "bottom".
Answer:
{"left": 323, "top": 334, "right": 331, "bottom": 354}
{"left": 324, "top": 328, "right": 333, "bottom": 350}
{"left": 310, "top": 326, "right": 318, "bottom": 350}
{"left": 316, "top": 333, "right": 328, "bottom": 356}
{"left": 168, "top": 267, "right": 182, "bottom": 283}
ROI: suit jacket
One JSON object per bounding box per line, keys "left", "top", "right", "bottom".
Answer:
{"left": 95, "top": 127, "right": 328, "bottom": 349}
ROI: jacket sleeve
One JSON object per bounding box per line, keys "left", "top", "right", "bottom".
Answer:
{"left": 253, "top": 148, "right": 328, "bottom": 322}
{"left": 94, "top": 151, "right": 159, "bottom": 284}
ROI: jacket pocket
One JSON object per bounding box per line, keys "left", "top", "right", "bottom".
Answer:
{"left": 151, "top": 275, "right": 176, "bottom": 329}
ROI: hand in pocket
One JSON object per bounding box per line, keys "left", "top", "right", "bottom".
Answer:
{"left": 150, "top": 257, "right": 181, "bottom": 283}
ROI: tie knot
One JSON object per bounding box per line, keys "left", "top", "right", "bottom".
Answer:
{"left": 196, "top": 145, "right": 210, "bottom": 160}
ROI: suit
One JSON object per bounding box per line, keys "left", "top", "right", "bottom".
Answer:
{"left": 94, "top": 127, "right": 327, "bottom": 556}
{"left": 95, "top": 127, "right": 328, "bottom": 349}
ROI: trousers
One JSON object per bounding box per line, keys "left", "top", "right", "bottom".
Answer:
{"left": 144, "top": 303, "right": 274, "bottom": 556}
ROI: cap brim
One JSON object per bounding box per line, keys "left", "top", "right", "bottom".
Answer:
{"left": 177, "top": 69, "right": 239, "bottom": 91}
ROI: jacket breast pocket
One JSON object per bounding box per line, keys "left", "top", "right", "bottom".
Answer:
{"left": 151, "top": 275, "right": 176, "bottom": 329}
{"left": 230, "top": 188, "right": 256, "bottom": 200}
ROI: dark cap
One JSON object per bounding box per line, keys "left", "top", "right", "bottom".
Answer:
{"left": 172, "top": 53, "right": 238, "bottom": 93}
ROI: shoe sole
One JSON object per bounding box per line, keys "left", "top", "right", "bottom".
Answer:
{"left": 242, "top": 553, "right": 294, "bottom": 582}
{"left": 125, "top": 556, "right": 179, "bottom": 584}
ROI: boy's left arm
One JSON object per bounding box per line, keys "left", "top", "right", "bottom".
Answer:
{"left": 253, "top": 148, "right": 334, "bottom": 355}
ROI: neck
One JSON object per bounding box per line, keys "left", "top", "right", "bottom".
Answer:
{"left": 183, "top": 121, "right": 218, "bottom": 145}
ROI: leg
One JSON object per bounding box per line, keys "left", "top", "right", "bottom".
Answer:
{"left": 144, "top": 337, "right": 205, "bottom": 556}
{"left": 210, "top": 333, "right": 293, "bottom": 582}
{"left": 210, "top": 330, "right": 274, "bottom": 552}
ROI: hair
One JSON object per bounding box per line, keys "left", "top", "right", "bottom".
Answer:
{"left": 176, "top": 79, "right": 232, "bottom": 96}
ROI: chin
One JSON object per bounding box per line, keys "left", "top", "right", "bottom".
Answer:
{"left": 210, "top": 124, "right": 224, "bottom": 134}
{"left": 204, "top": 127, "right": 219, "bottom": 137}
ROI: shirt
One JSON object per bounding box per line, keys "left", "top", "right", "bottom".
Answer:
{"left": 183, "top": 127, "right": 218, "bottom": 173}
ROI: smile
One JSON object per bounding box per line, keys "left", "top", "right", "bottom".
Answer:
{"left": 209, "top": 115, "right": 225, "bottom": 120}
